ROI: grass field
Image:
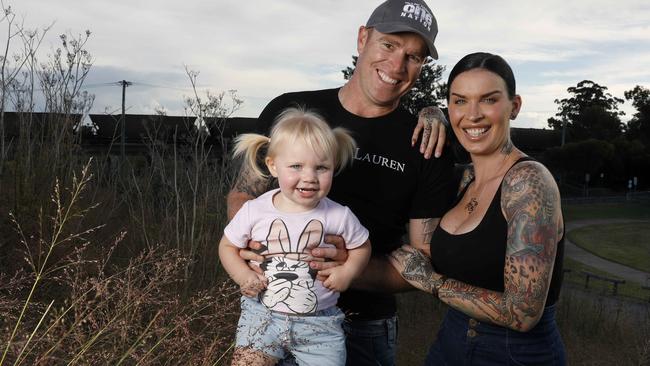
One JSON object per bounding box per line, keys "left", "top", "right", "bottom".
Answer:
{"left": 563, "top": 201, "right": 650, "bottom": 300}
{"left": 563, "top": 201, "right": 650, "bottom": 221}
{"left": 568, "top": 223, "right": 650, "bottom": 273}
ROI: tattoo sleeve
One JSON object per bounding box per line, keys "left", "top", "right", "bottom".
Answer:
{"left": 435, "top": 162, "right": 562, "bottom": 331}
{"left": 389, "top": 246, "right": 444, "bottom": 294}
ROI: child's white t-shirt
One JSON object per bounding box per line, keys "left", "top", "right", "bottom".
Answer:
{"left": 224, "top": 188, "right": 369, "bottom": 314}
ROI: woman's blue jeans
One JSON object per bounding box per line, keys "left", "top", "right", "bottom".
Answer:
{"left": 426, "top": 305, "right": 566, "bottom": 366}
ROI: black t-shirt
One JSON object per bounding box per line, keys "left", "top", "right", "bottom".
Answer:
{"left": 430, "top": 158, "right": 564, "bottom": 307}
{"left": 257, "top": 88, "right": 455, "bottom": 320}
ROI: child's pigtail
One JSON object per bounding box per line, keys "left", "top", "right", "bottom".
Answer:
{"left": 232, "top": 133, "right": 271, "bottom": 179}
{"left": 332, "top": 127, "right": 356, "bottom": 175}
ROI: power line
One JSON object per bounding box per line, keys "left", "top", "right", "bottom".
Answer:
{"left": 131, "top": 82, "right": 194, "bottom": 92}
{"left": 84, "top": 82, "right": 122, "bottom": 88}
{"left": 118, "top": 80, "right": 132, "bottom": 161}
{"left": 11, "top": 81, "right": 119, "bottom": 93}
{"left": 12, "top": 80, "right": 264, "bottom": 97}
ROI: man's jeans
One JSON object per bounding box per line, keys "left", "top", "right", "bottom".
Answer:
{"left": 342, "top": 316, "right": 398, "bottom": 366}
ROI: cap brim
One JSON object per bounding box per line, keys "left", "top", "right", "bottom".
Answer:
{"left": 372, "top": 23, "right": 438, "bottom": 60}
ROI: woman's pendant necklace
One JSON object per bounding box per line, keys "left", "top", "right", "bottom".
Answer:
{"left": 464, "top": 184, "right": 484, "bottom": 214}
{"left": 464, "top": 151, "right": 513, "bottom": 215}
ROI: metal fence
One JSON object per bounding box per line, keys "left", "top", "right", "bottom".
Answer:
{"left": 562, "top": 191, "right": 650, "bottom": 204}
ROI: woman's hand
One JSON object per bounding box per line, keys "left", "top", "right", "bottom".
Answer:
{"left": 412, "top": 106, "right": 448, "bottom": 159}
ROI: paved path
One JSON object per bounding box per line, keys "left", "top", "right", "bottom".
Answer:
{"left": 564, "top": 219, "right": 650, "bottom": 285}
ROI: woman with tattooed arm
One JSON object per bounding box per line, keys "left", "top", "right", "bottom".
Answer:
{"left": 389, "top": 52, "right": 566, "bottom": 365}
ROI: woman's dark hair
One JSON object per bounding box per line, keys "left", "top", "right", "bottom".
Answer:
{"left": 447, "top": 52, "right": 516, "bottom": 100}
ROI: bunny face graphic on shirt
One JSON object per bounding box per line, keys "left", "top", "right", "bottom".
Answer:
{"left": 258, "top": 218, "right": 324, "bottom": 314}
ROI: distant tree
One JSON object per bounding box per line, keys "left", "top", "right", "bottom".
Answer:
{"left": 624, "top": 85, "right": 650, "bottom": 145}
{"left": 544, "top": 138, "right": 615, "bottom": 180}
{"left": 340, "top": 55, "right": 357, "bottom": 81}
{"left": 342, "top": 56, "right": 446, "bottom": 114}
{"left": 547, "top": 80, "right": 624, "bottom": 143}
{"left": 610, "top": 137, "right": 650, "bottom": 189}
{"left": 573, "top": 105, "right": 624, "bottom": 141}
{"left": 545, "top": 136, "right": 650, "bottom": 190}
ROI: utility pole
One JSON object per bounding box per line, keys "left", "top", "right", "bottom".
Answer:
{"left": 119, "top": 80, "right": 132, "bottom": 161}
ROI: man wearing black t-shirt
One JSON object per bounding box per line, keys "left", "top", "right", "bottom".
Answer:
{"left": 227, "top": 1, "right": 453, "bottom": 365}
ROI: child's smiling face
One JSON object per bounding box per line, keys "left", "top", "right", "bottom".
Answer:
{"left": 265, "top": 140, "right": 334, "bottom": 213}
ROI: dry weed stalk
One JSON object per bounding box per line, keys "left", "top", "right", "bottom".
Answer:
{"left": 1, "top": 159, "right": 99, "bottom": 364}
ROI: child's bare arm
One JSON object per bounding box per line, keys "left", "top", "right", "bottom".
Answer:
{"left": 322, "top": 240, "right": 371, "bottom": 292}
{"left": 218, "top": 236, "right": 267, "bottom": 297}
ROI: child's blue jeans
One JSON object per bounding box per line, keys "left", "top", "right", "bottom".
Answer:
{"left": 236, "top": 296, "right": 346, "bottom": 365}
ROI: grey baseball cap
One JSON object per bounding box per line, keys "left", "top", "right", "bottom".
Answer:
{"left": 366, "top": 0, "right": 439, "bottom": 59}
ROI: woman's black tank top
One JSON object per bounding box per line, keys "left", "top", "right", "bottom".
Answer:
{"left": 429, "top": 157, "right": 564, "bottom": 306}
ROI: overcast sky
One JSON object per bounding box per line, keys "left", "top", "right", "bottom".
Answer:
{"left": 8, "top": 0, "right": 650, "bottom": 128}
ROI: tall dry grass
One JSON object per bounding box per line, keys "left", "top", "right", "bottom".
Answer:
{"left": 1, "top": 159, "right": 241, "bottom": 365}
{"left": 557, "top": 287, "right": 650, "bottom": 365}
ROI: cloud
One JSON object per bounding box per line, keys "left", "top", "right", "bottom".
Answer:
{"left": 11, "top": 0, "right": 650, "bottom": 128}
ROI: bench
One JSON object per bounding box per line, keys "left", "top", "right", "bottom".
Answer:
{"left": 580, "top": 270, "right": 626, "bottom": 296}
